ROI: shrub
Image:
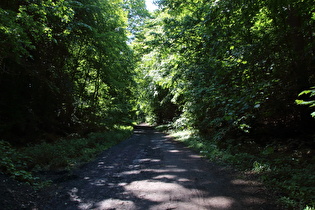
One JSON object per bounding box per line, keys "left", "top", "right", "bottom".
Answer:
{"left": 0, "top": 141, "right": 38, "bottom": 184}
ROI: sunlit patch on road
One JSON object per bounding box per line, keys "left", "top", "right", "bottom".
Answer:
{"left": 43, "top": 125, "right": 275, "bottom": 209}
{"left": 96, "top": 199, "right": 136, "bottom": 210}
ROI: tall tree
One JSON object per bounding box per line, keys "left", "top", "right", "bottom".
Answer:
{"left": 0, "top": 0, "right": 136, "bottom": 144}
{"left": 134, "top": 0, "right": 315, "bottom": 142}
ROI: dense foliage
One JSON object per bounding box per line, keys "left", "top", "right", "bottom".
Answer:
{"left": 0, "top": 0, "right": 136, "bottom": 145}
{"left": 135, "top": 0, "right": 315, "bottom": 145}
{"left": 1, "top": 0, "right": 314, "bottom": 208}
{"left": 134, "top": 1, "right": 315, "bottom": 208}
{"left": 0, "top": 126, "right": 132, "bottom": 185}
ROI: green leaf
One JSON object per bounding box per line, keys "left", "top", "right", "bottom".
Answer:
{"left": 299, "top": 90, "right": 312, "bottom": 96}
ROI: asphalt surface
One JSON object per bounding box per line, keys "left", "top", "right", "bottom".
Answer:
{"left": 43, "top": 124, "right": 278, "bottom": 210}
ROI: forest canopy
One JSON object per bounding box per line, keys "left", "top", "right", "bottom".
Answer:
{"left": 134, "top": 0, "right": 315, "bottom": 145}
{"left": 0, "top": 0, "right": 137, "bottom": 144}
{"left": 0, "top": 0, "right": 314, "bottom": 146}
{"left": 1, "top": 0, "right": 314, "bottom": 208}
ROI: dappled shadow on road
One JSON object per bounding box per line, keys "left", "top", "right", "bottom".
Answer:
{"left": 46, "top": 126, "right": 276, "bottom": 210}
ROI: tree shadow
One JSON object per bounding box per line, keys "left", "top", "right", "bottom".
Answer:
{"left": 44, "top": 126, "right": 278, "bottom": 210}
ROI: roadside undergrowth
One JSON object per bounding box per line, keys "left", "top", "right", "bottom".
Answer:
{"left": 163, "top": 128, "right": 315, "bottom": 210}
{"left": 0, "top": 125, "right": 133, "bottom": 188}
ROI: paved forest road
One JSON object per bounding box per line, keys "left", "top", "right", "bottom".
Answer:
{"left": 43, "top": 124, "right": 277, "bottom": 210}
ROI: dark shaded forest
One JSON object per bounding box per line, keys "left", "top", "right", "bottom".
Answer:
{"left": 1, "top": 0, "right": 136, "bottom": 145}
{"left": 0, "top": 0, "right": 314, "bottom": 209}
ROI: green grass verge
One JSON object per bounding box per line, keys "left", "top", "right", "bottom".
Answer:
{"left": 168, "top": 130, "right": 315, "bottom": 210}
{"left": 0, "top": 125, "right": 133, "bottom": 186}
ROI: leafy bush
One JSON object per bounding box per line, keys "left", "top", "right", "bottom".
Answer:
{"left": 0, "top": 141, "right": 38, "bottom": 184}
{"left": 0, "top": 126, "right": 132, "bottom": 189}
{"left": 22, "top": 126, "right": 133, "bottom": 171}
{"left": 296, "top": 87, "right": 315, "bottom": 118}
